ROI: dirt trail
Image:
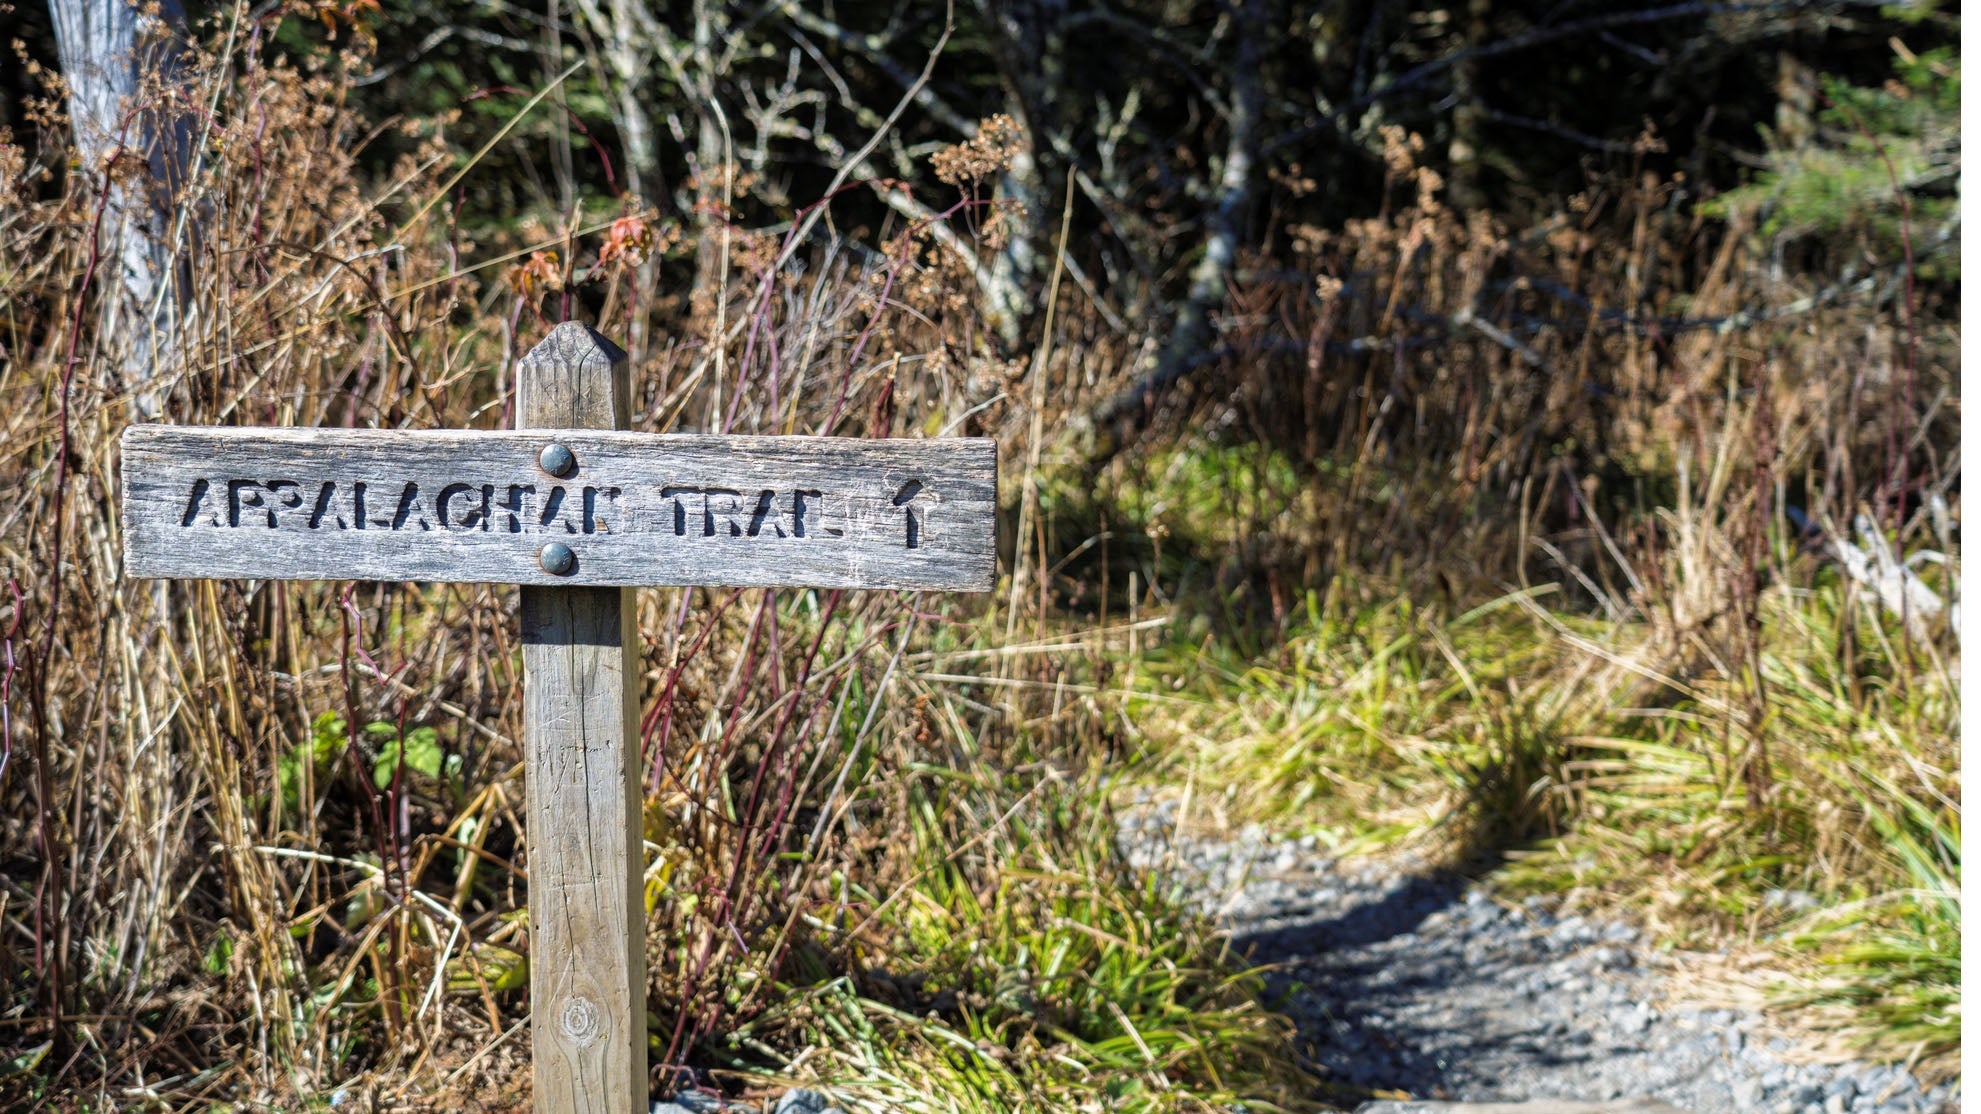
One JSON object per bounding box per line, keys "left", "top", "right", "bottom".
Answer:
{"left": 1116, "top": 800, "right": 1958, "bottom": 1114}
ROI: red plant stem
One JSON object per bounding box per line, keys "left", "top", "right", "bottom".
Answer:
{"left": 32, "top": 102, "right": 143, "bottom": 1028}
{"left": 654, "top": 588, "right": 848, "bottom": 1071}
{"left": 722, "top": 280, "right": 773, "bottom": 434}
{"left": 462, "top": 85, "right": 620, "bottom": 196}
{"left": 643, "top": 589, "right": 742, "bottom": 791}
{"left": 389, "top": 697, "right": 413, "bottom": 890}
{"left": 338, "top": 585, "right": 398, "bottom": 899}
{"left": 825, "top": 194, "right": 998, "bottom": 432}
{"left": 0, "top": 578, "right": 23, "bottom": 789}
{"left": 707, "top": 178, "right": 995, "bottom": 434}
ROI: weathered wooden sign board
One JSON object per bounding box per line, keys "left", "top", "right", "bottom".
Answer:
{"left": 119, "top": 322, "right": 998, "bottom": 1114}
{"left": 124, "top": 429, "right": 994, "bottom": 590}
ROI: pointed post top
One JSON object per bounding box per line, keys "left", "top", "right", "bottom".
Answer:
{"left": 516, "top": 321, "right": 632, "bottom": 431}
{"left": 520, "top": 320, "right": 628, "bottom": 372}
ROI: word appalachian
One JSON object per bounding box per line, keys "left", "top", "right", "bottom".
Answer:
{"left": 178, "top": 479, "right": 850, "bottom": 540}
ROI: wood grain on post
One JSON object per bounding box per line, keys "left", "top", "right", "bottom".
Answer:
{"left": 517, "top": 322, "right": 646, "bottom": 1114}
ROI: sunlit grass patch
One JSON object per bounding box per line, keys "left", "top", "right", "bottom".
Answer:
{"left": 1123, "top": 588, "right": 1583, "bottom": 849}
{"left": 1780, "top": 783, "right": 1959, "bottom": 1064}
{"left": 728, "top": 770, "right": 1316, "bottom": 1113}
{"left": 1499, "top": 584, "right": 1958, "bottom": 1059}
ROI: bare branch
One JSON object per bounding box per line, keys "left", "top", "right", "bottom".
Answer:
{"left": 774, "top": 2, "right": 977, "bottom": 136}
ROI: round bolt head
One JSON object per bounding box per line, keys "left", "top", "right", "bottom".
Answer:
{"left": 538, "top": 542, "right": 576, "bottom": 576}
{"left": 538, "top": 442, "right": 577, "bottom": 478}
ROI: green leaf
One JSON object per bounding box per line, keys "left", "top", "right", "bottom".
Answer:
{"left": 280, "top": 712, "right": 354, "bottom": 815}
{"left": 276, "top": 745, "right": 307, "bottom": 815}
{"left": 203, "top": 930, "right": 234, "bottom": 975}
{"left": 374, "top": 725, "right": 445, "bottom": 788}
{"left": 312, "top": 716, "right": 349, "bottom": 762}
{"left": 312, "top": 710, "right": 348, "bottom": 749}
{"left": 0, "top": 1041, "right": 50, "bottom": 1077}
{"left": 448, "top": 943, "right": 529, "bottom": 993}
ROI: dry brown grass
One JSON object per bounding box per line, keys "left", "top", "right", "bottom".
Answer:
{"left": 0, "top": 23, "right": 1313, "bottom": 1111}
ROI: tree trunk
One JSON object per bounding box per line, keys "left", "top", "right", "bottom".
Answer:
{"left": 688, "top": 0, "right": 729, "bottom": 317}
{"left": 1446, "top": 0, "right": 1491, "bottom": 211}
{"left": 568, "top": 0, "right": 667, "bottom": 360}
{"left": 50, "top": 0, "right": 195, "bottom": 416}
{"left": 1083, "top": 0, "right": 1267, "bottom": 468}
{"left": 974, "top": 0, "right": 1069, "bottom": 352}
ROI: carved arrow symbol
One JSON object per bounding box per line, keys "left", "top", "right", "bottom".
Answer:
{"left": 891, "top": 479, "right": 934, "bottom": 549}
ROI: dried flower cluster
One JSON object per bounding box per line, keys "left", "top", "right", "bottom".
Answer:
{"left": 931, "top": 114, "right": 1025, "bottom": 187}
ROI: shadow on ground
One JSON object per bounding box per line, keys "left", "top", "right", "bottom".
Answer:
{"left": 1225, "top": 863, "right": 1616, "bottom": 1107}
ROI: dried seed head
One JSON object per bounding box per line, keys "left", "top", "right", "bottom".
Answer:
{"left": 932, "top": 115, "right": 1026, "bottom": 187}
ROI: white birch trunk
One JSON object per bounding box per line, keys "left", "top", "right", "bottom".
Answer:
{"left": 50, "top": 0, "right": 195, "bottom": 416}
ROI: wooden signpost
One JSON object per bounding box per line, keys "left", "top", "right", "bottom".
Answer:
{"left": 120, "top": 322, "right": 998, "bottom": 1113}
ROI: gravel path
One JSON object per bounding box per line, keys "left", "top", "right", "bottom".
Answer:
{"left": 1117, "top": 801, "right": 1959, "bottom": 1114}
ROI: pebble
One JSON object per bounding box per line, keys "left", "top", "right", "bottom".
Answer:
{"left": 1602, "top": 921, "right": 1640, "bottom": 944}
{"left": 652, "top": 1091, "right": 741, "bottom": 1114}
{"left": 1589, "top": 945, "right": 1631, "bottom": 970}
{"left": 772, "top": 1089, "right": 844, "bottom": 1114}
{"left": 1613, "top": 1003, "right": 1653, "bottom": 1036}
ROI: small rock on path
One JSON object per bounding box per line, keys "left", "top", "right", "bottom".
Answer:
{"left": 1370, "top": 1094, "right": 1679, "bottom": 1102}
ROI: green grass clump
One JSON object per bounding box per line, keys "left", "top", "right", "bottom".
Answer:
{"left": 1124, "top": 587, "right": 1584, "bottom": 849}
{"left": 1782, "top": 783, "right": 1959, "bottom": 1060}
{"left": 728, "top": 771, "right": 1313, "bottom": 1112}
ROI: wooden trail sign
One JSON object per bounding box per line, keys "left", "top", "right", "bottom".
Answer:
{"left": 118, "top": 322, "right": 998, "bottom": 1114}
{"left": 122, "top": 429, "right": 995, "bottom": 589}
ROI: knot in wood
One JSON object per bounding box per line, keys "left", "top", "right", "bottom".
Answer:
{"left": 559, "top": 995, "right": 604, "bottom": 1046}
